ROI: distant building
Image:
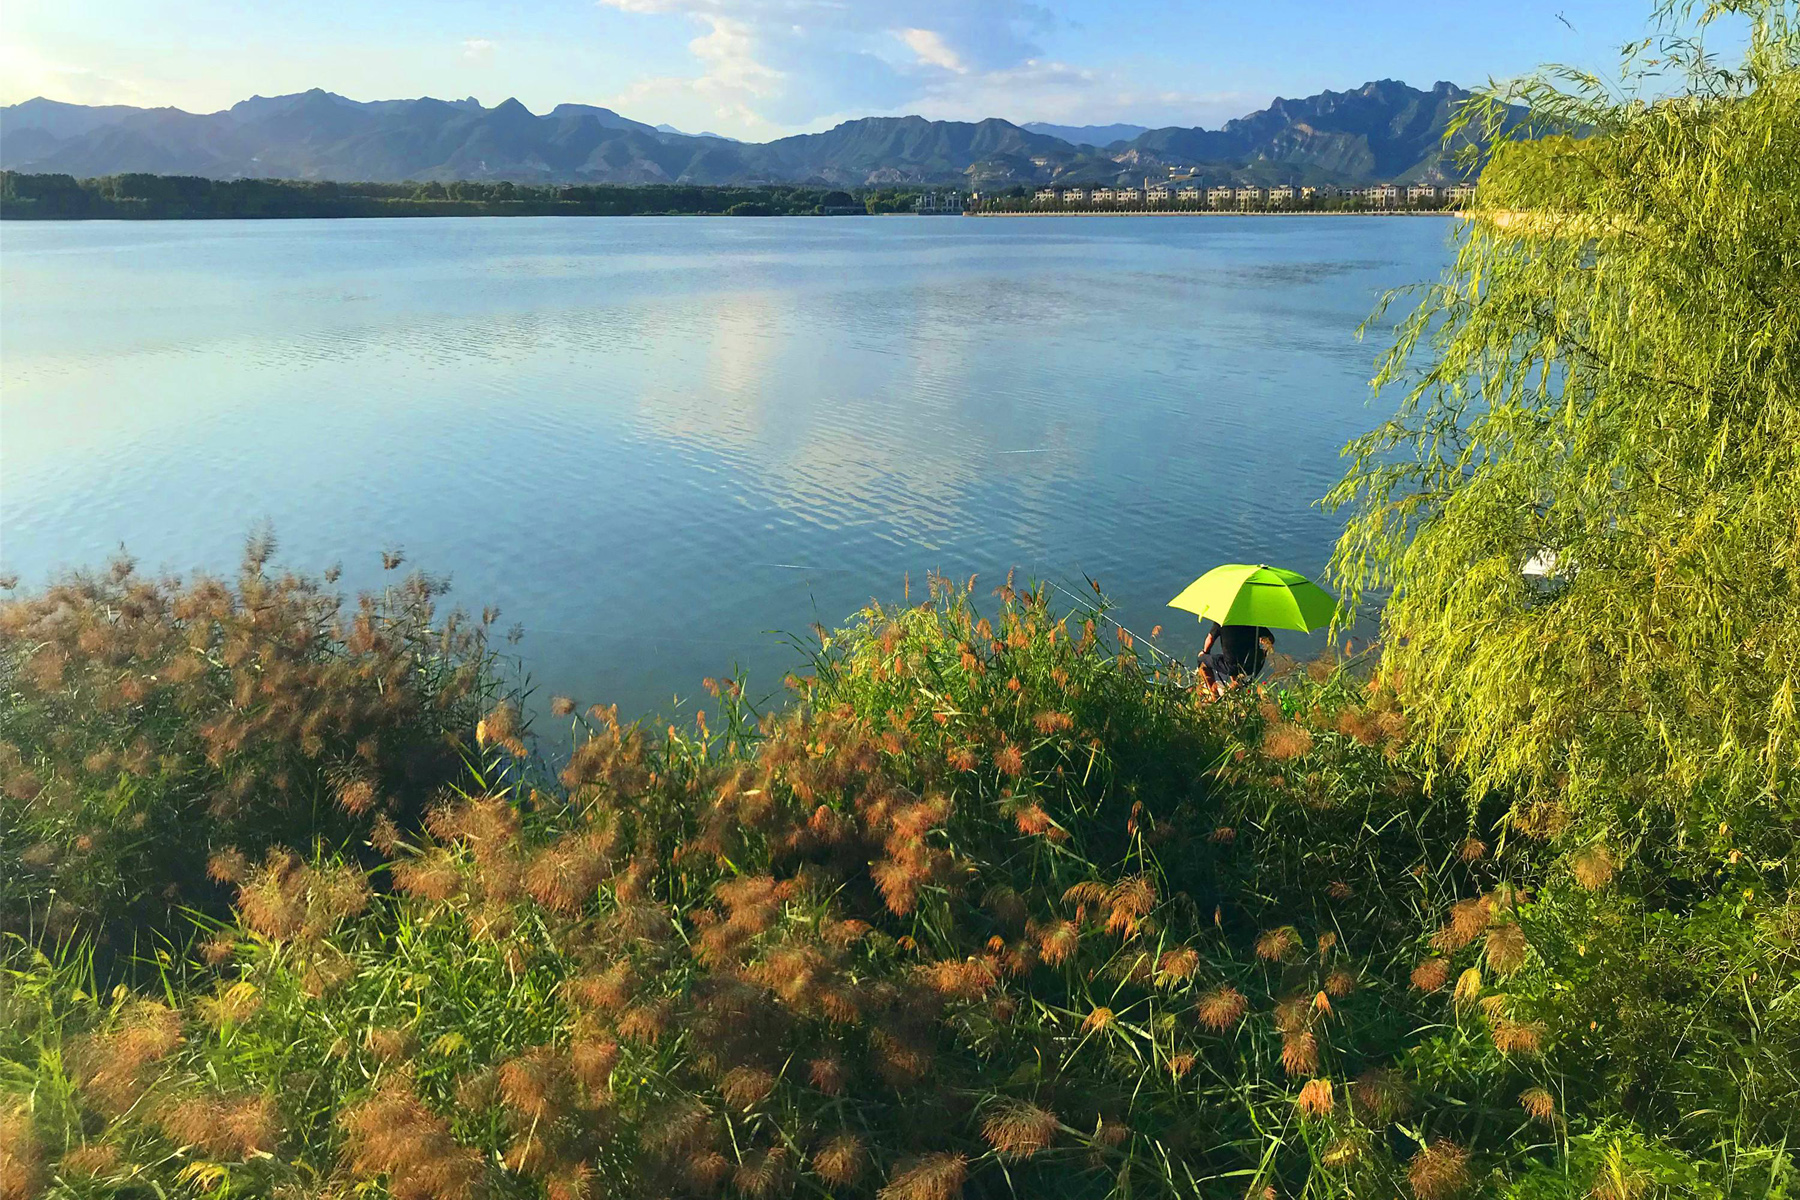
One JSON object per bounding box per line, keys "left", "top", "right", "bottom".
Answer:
{"left": 1235, "top": 186, "right": 1266, "bottom": 210}
{"left": 1445, "top": 182, "right": 1477, "bottom": 206}
{"left": 1177, "top": 185, "right": 1202, "bottom": 202}
{"left": 1115, "top": 187, "right": 1142, "bottom": 203}
{"left": 1092, "top": 187, "right": 1117, "bottom": 202}
{"left": 1268, "top": 184, "right": 1298, "bottom": 206}
{"left": 1367, "top": 183, "right": 1402, "bottom": 209}
{"left": 1035, "top": 188, "right": 1060, "bottom": 203}
{"left": 1407, "top": 183, "right": 1442, "bottom": 206}
{"left": 1299, "top": 185, "right": 1320, "bottom": 202}
{"left": 1146, "top": 184, "right": 1170, "bottom": 202}
{"left": 1062, "top": 187, "right": 1087, "bottom": 203}
{"left": 1208, "top": 186, "right": 1235, "bottom": 209}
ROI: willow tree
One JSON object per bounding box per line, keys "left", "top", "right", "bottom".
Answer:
{"left": 1328, "top": 0, "right": 1799, "bottom": 867}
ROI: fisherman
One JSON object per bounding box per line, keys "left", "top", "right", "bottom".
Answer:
{"left": 1197, "top": 618, "right": 1274, "bottom": 697}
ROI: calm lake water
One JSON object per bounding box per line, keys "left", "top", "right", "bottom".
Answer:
{"left": 0, "top": 215, "right": 1452, "bottom": 718}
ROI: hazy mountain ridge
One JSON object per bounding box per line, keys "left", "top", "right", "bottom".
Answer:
{"left": 1021, "top": 121, "right": 1151, "bottom": 148}
{"left": 0, "top": 81, "right": 1498, "bottom": 188}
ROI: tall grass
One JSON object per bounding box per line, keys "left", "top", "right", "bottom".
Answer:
{"left": 2, "top": 563, "right": 1791, "bottom": 1199}
{"left": 0, "top": 537, "right": 496, "bottom": 958}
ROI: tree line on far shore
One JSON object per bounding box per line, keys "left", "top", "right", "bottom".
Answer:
{"left": 0, "top": 172, "right": 932, "bottom": 219}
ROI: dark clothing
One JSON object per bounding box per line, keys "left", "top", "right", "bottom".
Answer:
{"left": 1200, "top": 620, "right": 1272, "bottom": 682}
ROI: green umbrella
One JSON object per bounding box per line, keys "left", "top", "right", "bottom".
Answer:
{"left": 1167, "top": 564, "right": 1337, "bottom": 632}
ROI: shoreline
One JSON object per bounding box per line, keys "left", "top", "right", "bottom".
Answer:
{"left": 967, "top": 208, "right": 1457, "bottom": 218}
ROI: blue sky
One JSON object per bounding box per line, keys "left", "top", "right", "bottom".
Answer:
{"left": 1, "top": 1, "right": 1686, "bottom": 140}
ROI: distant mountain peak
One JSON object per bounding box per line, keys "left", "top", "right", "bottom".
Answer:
{"left": 0, "top": 78, "right": 1504, "bottom": 189}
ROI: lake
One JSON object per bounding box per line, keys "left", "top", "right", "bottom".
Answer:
{"left": 0, "top": 215, "right": 1453, "bottom": 718}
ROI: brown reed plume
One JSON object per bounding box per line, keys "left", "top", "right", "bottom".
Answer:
{"left": 393, "top": 848, "right": 465, "bottom": 902}
{"left": 812, "top": 1132, "right": 867, "bottom": 1186}
{"left": 0, "top": 542, "right": 489, "bottom": 943}
{"left": 475, "top": 700, "right": 527, "bottom": 757}
{"left": 1294, "top": 1078, "right": 1334, "bottom": 1117}
{"left": 981, "top": 1100, "right": 1058, "bottom": 1158}
{"left": 1195, "top": 986, "right": 1248, "bottom": 1032}
{"left": 1261, "top": 722, "right": 1315, "bottom": 761}
{"left": 1406, "top": 1140, "right": 1472, "bottom": 1200}
{"left": 1280, "top": 1030, "right": 1319, "bottom": 1077}
{"left": 1570, "top": 842, "right": 1619, "bottom": 890}
{"left": 68, "top": 999, "right": 183, "bottom": 1115}
{"left": 807, "top": 1055, "right": 846, "bottom": 1095}
{"left": 523, "top": 830, "right": 612, "bottom": 915}
{"left": 733, "top": 1146, "right": 790, "bottom": 1198}
{"left": 498, "top": 1047, "right": 574, "bottom": 1122}
{"left": 1411, "top": 958, "right": 1451, "bottom": 992}
{"left": 1104, "top": 876, "right": 1156, "bottom": 937}
{"left": 1490, "top": 1019, "right": 1546, "bottom": 1057}
{"left": 1484, "top": 921, "right": 1529, "bottom": 974}
{"left": 0, "top": 1102, "right": 44, "bottom": 1200}
{"left": 719, "top": 1065, "right": 777, "bottom": 1109}
{"left": 56, "top": 1143, "right": 121, "bottom": 1181}
{"left": 1254, "top": 926, "right": 1299, "bottom": 962}
{"left": 1519, "top": 1087, "right": 1557, "bottom": 1123}
{"left": 1156, "top": 946, "right": 1199, "bottom": 984}
{"left": 154, "top": 1091, "right": 280, "bottom": 1159}
{"left": 234, "top": 849, "right": 370, "bottom": 944}
{"left": 339, "top": 1078, "right": 484, "bottom": 1200}
{"left": 1351, "top": 1069, "right": 1409, "bottom": 1124}
{"left": 879, "top": 1152, "right": 967, "bottom": 1200}
{"left": 1432, "top": 896, "right": 1492, "bottom": 952}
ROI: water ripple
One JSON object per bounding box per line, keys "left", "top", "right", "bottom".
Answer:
{"left": 0, "top": 215, "right": 1451, "bottom": 716}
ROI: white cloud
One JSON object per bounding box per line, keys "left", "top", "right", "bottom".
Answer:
{"left": 595, "top": 0, "right": 1053, "bottom": 130}
{"left": 592, "top": 0, "right": 1259, "bottom": 137}
{"left": 462, "top": 38, "right": 497, "bottom": 63}
{"left": 0, "top": 40, "right": 148, "bottom": 106}
{"left": 899, "top": 28, "right": 967, "bottom": 74}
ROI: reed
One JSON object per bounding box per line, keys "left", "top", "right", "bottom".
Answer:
{"left": 0, "top": 537, "right": 496, "bottom": 958}
{"left": 0, "top": 562, "right": 1793, "bottom": 1199}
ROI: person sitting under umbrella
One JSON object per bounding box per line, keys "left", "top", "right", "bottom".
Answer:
{"left": 1197, "top": 619, "right": 1275, "bottom": 695}
{"left": 1167, "top": 563, "right": 1337, "bottom": 699}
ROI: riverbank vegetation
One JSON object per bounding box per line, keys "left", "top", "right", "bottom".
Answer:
{"left": 0, "top": 175, "right": 893, "bottom": 220}
{"left": 2, "top": 2, "right": 1796, "bottom": 1198}
{"left": 3, "top": 556, "right": 1793, "bottom": 1200}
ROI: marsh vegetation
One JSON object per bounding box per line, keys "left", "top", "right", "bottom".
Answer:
{"left": 2, "top": 2, "right": 1797, "bottom": 1197}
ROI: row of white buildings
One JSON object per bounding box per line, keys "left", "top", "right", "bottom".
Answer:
{"left": 1030, "top": 181, "right": 1477, "bottom": 209}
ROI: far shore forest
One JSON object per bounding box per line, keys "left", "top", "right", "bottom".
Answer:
{"left": 1, "top": 4, "right": 1797, "bottom": 1200}
{"left": 1, "top": 172, "right": 1461, "bottom": 221}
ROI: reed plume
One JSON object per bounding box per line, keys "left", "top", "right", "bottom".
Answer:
{"left": 1195, "top": 986, "right": 1248, "bottom": 1032}
{"left": 1411, "top": 958, "right": 1450, "bottom": 992}
{"left": 155, "top": 1091, "right": 280, "bottom": 1159}
{"left": 981, "top": 1101, "right": 1058, "bottom": 1157}
{"left": 0, "top": 1103, "right": 44, "bottom": 1200}
{"left": 879, "top": 1152, "right": 967, "bottom": 1200}
{"left": 812, "top": 1133, "right": 867, "bottom": 1186}
{"left": 1406, "top": 1140, "right": 1471, "bottom": 1200}
{"left": 339, "top": 1079, "right": 484, "bottom": 1200}
{"left": 1294, "top": 1078, "right": 1334, "bottom": 1117}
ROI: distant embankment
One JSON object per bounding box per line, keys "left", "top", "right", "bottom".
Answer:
{"left": 968, "top": 209, "right": 1454, "bottom": 218}
{"left": 0, "top": 173, "right": 906, "bottom": 219}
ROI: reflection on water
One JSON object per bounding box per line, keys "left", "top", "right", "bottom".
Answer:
{"left": 0, "top": 215, "right": 1453, "bottom": 717}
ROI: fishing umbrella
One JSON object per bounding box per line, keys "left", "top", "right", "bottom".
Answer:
{"left": 1167, "top": 564, "right": 1337, "bottom": 633}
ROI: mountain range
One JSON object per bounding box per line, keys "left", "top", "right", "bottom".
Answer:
{"left": 1019, "top": 122, "right": 1152, "bottom": 148}
{"left": 0, "top": 80, "right": 1492, "bottom": 189}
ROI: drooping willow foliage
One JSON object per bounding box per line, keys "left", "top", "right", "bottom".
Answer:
{"left": 1327, "top": 0, "right": 1800, "bottom": 868}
